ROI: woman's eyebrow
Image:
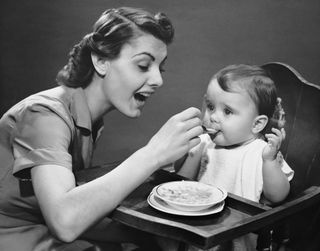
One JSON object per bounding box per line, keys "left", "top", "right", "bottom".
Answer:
{"left": 133, "top": 52, "right": 168, "bottom": 65}
{"left": 132, "top": 52, "right": 155, "bottom": 61}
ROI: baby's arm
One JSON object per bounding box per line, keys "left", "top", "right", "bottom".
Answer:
{"left": 175, "top": 141, "right": 205, "bottom": 180}
{"left": 262, "top": 128, "right": 290, "bottom": 203}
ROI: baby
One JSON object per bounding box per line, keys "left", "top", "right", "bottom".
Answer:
{"left": 175, "top": 64, "right": 294, "bottom": 250}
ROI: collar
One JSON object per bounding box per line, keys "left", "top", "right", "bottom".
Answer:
{"left": 69, "top": 87, "right": 104, "bottom": 135}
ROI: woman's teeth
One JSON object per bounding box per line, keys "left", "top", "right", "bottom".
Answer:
{"left": 134, "top": 92, "right": 152, "bottom": 102}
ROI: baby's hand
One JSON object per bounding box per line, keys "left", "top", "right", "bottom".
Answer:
{"left": 262, "top": 128, "right": 286, "bottom": 161}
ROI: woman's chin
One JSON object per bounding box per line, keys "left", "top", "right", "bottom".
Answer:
{"left": 133, "top": 111, "right": 142, "bottom": 118}
{"left": 122, "top": 108, "right": 142, "bottom": 118}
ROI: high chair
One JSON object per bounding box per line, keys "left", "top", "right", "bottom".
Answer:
{"left": 256, "top": 62, "right": 320, "bottom": 250}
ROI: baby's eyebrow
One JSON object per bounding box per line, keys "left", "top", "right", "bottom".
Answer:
{"left": 225, "top": 104, "right": 233, "bottom": 110}
{"left": 204, "top": 97, "right": 213, "bottom": 104}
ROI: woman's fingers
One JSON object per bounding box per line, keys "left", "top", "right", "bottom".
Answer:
{"left": 147, "top": 107, "right": 204, "bottom": 167}
{"left": 188, "top": 136, "right": 201, "bottom": 150}
{"left": 184, "top": 117, "right": 202, "bottom": 131}
{"left": 173, "top": 107, "right": 202, "bottom": 132}
{"left": 186, "top": 125, "right": 203, "bottom": 141}
{"left": 175, "top": 107, "right": 201, "bottom": 121}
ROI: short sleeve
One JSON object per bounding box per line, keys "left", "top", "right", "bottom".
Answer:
{"left": 12, "top": 104, "right": 73, "bottom": 179}
{"left": 275, "top": 151, "right": 294, "bottom": 181}
{"left": 281, "top": 159, "right": 294, "bottom": 181}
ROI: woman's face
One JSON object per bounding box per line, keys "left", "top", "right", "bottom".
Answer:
{"left": 203, "top": 78, "right": 259, "bottom": 147}
{"left": 103, "top": 33, "right": 168, "bottom": 118}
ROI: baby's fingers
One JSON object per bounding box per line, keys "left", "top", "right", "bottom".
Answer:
{"left": 281, "top": 128, "right": 286, "bottom": 140}
{"left": 265, "top": 134, "right": 282, "bottom": 152}
{"left": 270, "top": 128, "right": 285, "bottom": 142}
{"left": 265, "top": 134, "right": 279, "bottom": 147}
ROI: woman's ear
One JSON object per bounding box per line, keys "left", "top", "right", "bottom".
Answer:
{"left": 91, "top": 53, "right": 109, "bottom": 77}
{"left": 252, "top": 115, "right": 268, "bottom": 134}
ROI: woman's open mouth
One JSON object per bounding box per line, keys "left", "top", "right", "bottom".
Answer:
{"left": 134, "top": 92, "right": 153, "bottom": 106}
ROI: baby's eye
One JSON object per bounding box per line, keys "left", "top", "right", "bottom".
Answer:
{"left": 207, "top": 103, "right": 215, "bottom": 111}
{"left": 224, "top": 108, "right": 232, "bottom": 115}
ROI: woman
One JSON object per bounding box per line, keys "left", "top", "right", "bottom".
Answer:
{"left": 0, "top": 7, "right": 203, "bottom": 251}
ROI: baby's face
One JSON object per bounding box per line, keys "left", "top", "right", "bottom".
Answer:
{"left": 202, "top": 78, "right": 259, "bottom": 146}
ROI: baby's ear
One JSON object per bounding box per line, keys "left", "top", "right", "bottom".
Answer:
{"left": 252, "top": 115, "right": 268, "bottom": 134}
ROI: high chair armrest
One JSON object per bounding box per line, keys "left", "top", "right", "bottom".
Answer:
{"left": 260, "top": 186, "right": 320, "bottom": 224}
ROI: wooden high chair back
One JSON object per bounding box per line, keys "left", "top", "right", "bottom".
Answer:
{"left": 260, "top": 62, "right": 320, "bottom": 250}
{"left": 262, "top": 62, "right": 320, "bottom": 194}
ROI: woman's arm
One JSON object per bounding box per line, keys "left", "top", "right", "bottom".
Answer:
{"left": 262, "top": 128, "right": 290, "bottom": 203}
{"left": 31, "top": 107, "right": 203, "bottom": 242}
{"left": 32, "top": 147, "right": 161, "bottom": 242}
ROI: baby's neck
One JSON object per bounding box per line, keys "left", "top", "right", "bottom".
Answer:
{"left": 217, "top": 136, "right": 259, "bottom": 150}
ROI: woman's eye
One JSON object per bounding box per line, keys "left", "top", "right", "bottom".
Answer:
{"left": 160, "top": 62, "right": 166, "bottom": 73}
{"left": 138, "top": 65, "right": 149, "bottom": 71}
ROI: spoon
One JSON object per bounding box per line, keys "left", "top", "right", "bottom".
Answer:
{"left": 202, "top": 125, "right": 219, "bottom": 137}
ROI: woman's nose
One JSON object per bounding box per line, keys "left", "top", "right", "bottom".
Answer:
{"left": 148, "top": 69, "right": 163, "bottom": 88}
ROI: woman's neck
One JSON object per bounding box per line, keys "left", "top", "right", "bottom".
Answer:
{"left": 84, "top": 78, "right": 114, "bottom": 124}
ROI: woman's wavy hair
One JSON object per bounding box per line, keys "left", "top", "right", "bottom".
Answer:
{"left": 56, "top": 7, "right": 174, "bottom": 87}
{"left": 213, "top": 64, "right": 284, "bottom": 133}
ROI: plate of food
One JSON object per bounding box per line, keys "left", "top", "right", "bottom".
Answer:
{"left": 154, "top": 181, "right": 227, "bottom": 212}
{"left": 147, "top": 191, "right": 225, "bottom": 216}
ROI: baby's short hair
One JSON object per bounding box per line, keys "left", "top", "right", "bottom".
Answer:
{"left": 213, "top": 64, "right": 277, "bottom": 119}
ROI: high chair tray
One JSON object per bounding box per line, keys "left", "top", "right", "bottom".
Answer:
{"left": 110, "top": 169, "right": 320, "bottom": 249}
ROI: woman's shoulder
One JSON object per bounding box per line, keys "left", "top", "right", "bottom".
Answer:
{"left": 31, "top": 86, "right": 73, "bottom": 107}
{"left": 7, "top": 86, "right": 75, "bottom": 128}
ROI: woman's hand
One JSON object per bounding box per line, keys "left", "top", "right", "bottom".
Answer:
{"left": 146, "top": 107, "right": 203, "bottom": 167}
{"left": 263, "top": 127, "right": 286, "bottom": 161}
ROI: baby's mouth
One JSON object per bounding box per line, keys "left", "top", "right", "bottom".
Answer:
{"left": 202, "top": 125, "right": 219, "bottom": 137}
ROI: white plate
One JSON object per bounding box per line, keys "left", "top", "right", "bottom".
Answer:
{"left": 154, "top": 181, "right": 227, "bottom": 212}
{"left": 147, "top": 192, "right": 225, "bottom": 216}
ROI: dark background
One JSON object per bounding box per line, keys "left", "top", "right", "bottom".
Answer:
{"left": 1, "top": 0, "right": 319, "bottom": 166}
